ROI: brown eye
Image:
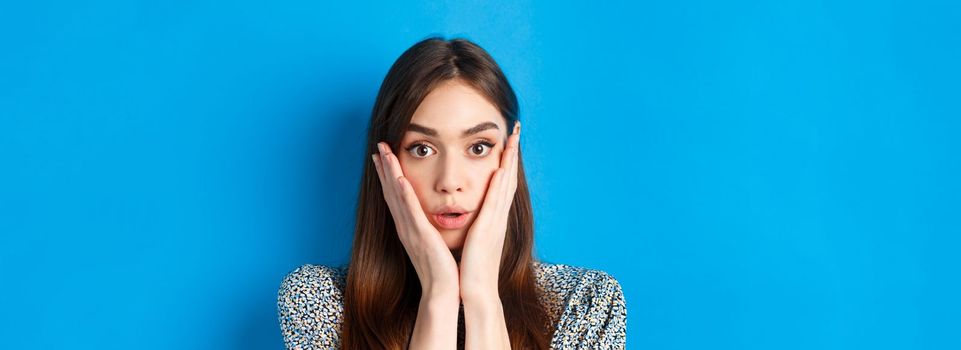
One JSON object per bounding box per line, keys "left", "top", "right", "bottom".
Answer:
{"left": 470, "top": 142, "right": 494, "bottom": 157}
{"left": 406, "top": 143, "right": 435, "bottom": 158}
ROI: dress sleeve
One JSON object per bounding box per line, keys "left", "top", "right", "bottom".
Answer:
{"left": 276, "top": 265, "right": 344, "bottom": 350}
{"left": 552, "top": 269, "right": 628, "bottom": 349}
{"left": 590, "top": 271, "right": 627, "bottom": 349}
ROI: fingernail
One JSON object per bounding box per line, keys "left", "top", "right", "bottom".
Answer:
{"left": 376, "top": 142, "right": 384, "bottom": 154}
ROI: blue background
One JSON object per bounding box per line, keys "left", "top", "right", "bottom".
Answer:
{"left": 2, "top": 1, "right": 959, "bottom": 349}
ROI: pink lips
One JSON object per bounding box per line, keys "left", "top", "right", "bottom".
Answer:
{"left": 432, "top": 204, "right": 472, "bottom": 230}
{"left": 433, "top": 211, "right": 472, "bottom": 230}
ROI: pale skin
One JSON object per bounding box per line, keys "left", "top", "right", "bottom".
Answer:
{"left": 370, "top": 79, "right": 521, "bottom": 349}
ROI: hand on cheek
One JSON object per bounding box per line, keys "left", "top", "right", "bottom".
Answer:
{"left": 372, "top": 142, "right": 459, "bottom": 298}
{"left": 458, "top": 120, "right": 521, "bottom": 302}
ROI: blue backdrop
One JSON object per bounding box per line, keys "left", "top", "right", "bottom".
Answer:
{"left": 2, "top": 1, "right": 959, "bottom": 349}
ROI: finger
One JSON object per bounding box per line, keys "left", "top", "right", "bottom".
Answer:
{"left": 500, "top": 151, "right": 515, "bottom": 209}
{"left": 373, "top": 153, "right": 393, "bottom": 203}
{"left": 379, "top": 142, "right": 407, "bottom": 192}
{"left": 509, "top": 122, "right": 521, "bottom": 192}
{"left": 511, "top": 120, "right": 520, "bottom": 148}
{"left": 376, "top": 144, "right": 400, "bottom": 198}
{"left": 376, "top": 144, "right": 407, "bottom": 223}
{"left": 380, "top": 143, "right": 404, "bottom": 206}
{"left": 476, "top": 167, "right": 504, "bottom": 221}
{"left": 498, "top": 121, "right": 518, "bottom": 170}
{"left": 373, "top": 153, "right": 403, "bottom": 219}
{"left": 378, "top": 143, "right": 400, "bottom": 194}
{"left": 396, "top": 175, "right": 435, "bottom": 230}
{"left": 380, "top": 143, "right": 430, "bottom": 230}
{"left": 372, "top": 153, "right": 387, "bottom": 189}
{"left": 501, "top": 122, "right": 520, "bottom": 200}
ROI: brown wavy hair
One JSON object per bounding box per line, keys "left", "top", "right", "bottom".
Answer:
{"left": 341, "top": 37, "right": 551, "bottom": 349}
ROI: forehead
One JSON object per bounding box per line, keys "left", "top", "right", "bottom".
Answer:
{"left": 408, "top": 80, "right": 505, "bottom": 136}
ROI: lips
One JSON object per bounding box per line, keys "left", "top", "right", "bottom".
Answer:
{"left": 432, "top": 205, "right": 472, "bottom": 230}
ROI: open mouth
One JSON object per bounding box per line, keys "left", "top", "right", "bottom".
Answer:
{"left": 433, "top": 211, "right": 471, "bottom": 229}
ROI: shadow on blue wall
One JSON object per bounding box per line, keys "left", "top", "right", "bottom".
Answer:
{"left": 229, "top": 72, "right": 374, "bottom": 348}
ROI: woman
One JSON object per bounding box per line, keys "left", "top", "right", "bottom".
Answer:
{"left": 277, "top": 37, "right": 626, "bottom": 349}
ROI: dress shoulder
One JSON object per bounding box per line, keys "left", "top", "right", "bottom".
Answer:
{"left": 277, "top": 264, "right": 348, "bottom": 350}
{"left": 533, "top": 261, "right": 627, "bottom": 349}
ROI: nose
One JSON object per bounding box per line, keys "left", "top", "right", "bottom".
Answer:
{"left": 435, "top": 154, "right": 465, "bottom": 194}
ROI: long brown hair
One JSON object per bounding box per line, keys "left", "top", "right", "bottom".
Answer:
{"left": 342, "top": 37, "right": 551, "bottom": 349}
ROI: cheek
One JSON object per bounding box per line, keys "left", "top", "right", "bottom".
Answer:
{"left": 475, "top": 157, "right": 501, "bottom": 191}
{"left": 398, "top": 159, "right": 429, "bottom": 194}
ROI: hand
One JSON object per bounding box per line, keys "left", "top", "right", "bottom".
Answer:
{"left": 372, "top": 142, "right": 460, "bottom": 297}
{"left": 458, "top": 120, "right": 521, "bottom": 301}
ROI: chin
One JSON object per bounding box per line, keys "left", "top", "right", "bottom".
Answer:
{"left": 437, "top": 227, "right": 467, "bottom": 251}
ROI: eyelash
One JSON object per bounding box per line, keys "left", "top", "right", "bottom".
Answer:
{"left": 403, "top": 140, "right": 496, "bottom": 159}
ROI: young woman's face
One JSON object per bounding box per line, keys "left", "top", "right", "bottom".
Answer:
{"left": 397, "top": 79, "right": 509, "bottom": 252}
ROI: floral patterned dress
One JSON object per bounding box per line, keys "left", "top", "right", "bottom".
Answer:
{"left": 277, "top": 260, "right": 627, "bottom": 349}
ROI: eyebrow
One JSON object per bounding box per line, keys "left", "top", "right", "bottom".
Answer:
{"left": 406, "top": 121, "right": 500, "bottom": 138}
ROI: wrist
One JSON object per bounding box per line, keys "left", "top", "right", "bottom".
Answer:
{"left": 411, "top": 283, "right": 460, "bottom": 349}
{"left": 461, "top": 292, "right": 508, "bottom": 340}
{"left": 418, "top": 291, "right": 460, "bottom": 324}
{"left": 419, "top": 293, "right": 459, "bottom": 314}
{"left": 460, "top": 286, "right": 500, "bottom": 305}
{"left": 421, "top": 282, "right": 460, "bottom": 303}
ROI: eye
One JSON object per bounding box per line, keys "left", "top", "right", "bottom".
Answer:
{"left": 469, "top": 141, "right": 495, "bottom": 157}
{"left": 403, "top": 141, "right": 497, "bottom": 159}
{"left": 405, "top": 143, "right": 436, "bottom": 158}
